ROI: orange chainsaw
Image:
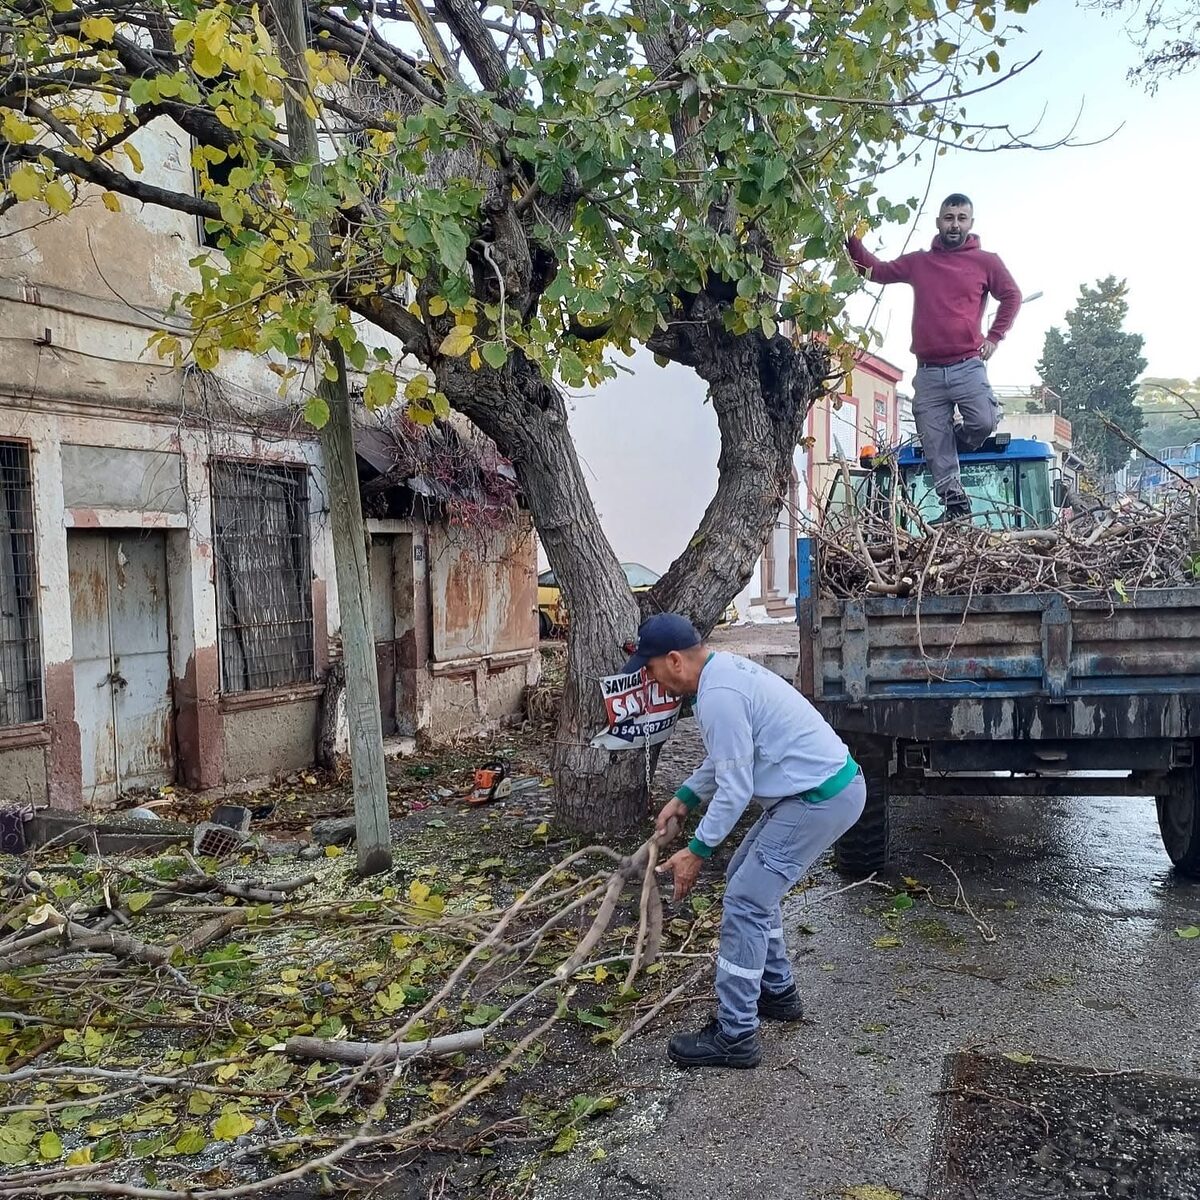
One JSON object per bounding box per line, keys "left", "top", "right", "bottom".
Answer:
{"left": 468, "top": 760, "right": 512, "bottom": 806}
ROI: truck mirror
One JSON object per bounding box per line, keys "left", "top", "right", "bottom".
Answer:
{"left": 1053, "top": 479, "right": 1067, "bottom": 508}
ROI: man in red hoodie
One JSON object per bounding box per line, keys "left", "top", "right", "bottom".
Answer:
{"left": 847, "top": 193, "right": 1021, "bottom": 523}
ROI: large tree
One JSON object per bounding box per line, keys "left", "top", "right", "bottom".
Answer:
{"left": 1, "top": 0, "right": 1038, "bottom": 833}
{"left": 1038, "top": 276, "right": 1147, "bottom": 476}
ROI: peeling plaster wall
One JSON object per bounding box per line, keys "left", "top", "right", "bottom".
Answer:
{"left": 222, "top": 698, "right": 322, "bottom": 785}
{"left": 0, "top": 117, "right": 529, "bottom": 797}
{"left": 0, "top": 743, "right": 50, "bottom": 806}
{"left": 0, "top": 402, "right": 338, "bottom": 807}
{"left": 366, "top": 516, "right": 540, "bottom": 741}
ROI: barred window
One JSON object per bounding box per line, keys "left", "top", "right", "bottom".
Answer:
{"left": 0, "top": 442, "right": 42, "bottom": 726}
{"left": 212, "top": 461, "right": 314, "bottom": 693}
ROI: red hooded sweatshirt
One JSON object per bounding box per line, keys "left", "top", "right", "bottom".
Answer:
{"left": 847, "top": 233, "right": 1021, "bottom": 366}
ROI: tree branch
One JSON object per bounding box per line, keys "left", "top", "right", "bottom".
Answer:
{"left": 0, "top": 139, "right": 221, "bottom": 220}
{"left": 347, "top": 293, "right": 433, "bottom": 363}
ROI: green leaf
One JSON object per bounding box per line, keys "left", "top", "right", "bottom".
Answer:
{"left": 1175, "top": 926, "right": 1200, "bottom": 940}
{"left": 174, "top": 1128, "right": 207, "bottom": 1155}
{"left": 125, "top": 892, "right": 154, "bottom": 913}
{"left": 364, "top": 369, "right": 397, "bottom": 410}
{"left": 931, "top": 39, "right": 958, "bottom": 64}
{"left": 481, "top": 342, "right": 508, "bottom": 369}
{"left": 38, "top": 1131, "right": 63, "bottom": 1160}
{"left": 551, "top": 1126, "right": 580, "bottom": 1154}
{"left": 890, "top": 893, "right": 914, "bottom": 912}
{"left": 574, "top": 1009, "right": 612, "bottom": 1030}
{"left": 1002, "top": 1051, "right": 1036, "bottom": 1064}
{"left": 431, "top": 221, "right": 469, "bottom": 272}
{"left": 304, "top": 396, "right": 330, "bottom": 429}
{"left": 871, "top": 935, "right": 901, "bottom": 949}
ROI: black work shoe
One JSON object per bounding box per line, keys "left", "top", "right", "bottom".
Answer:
{"left": 758, "top": 984, "right": 804, "bottom": 1022}
{"left": 667, "top": 1018, "right": 762, "bottom": 1069}
{"left": 931, "top": 500, "right": 972, "bottom": 526}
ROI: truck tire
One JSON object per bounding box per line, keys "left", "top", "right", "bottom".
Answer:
{"left": 834, "top": 773, "right": 890, "bottom": 876}
{"left": 1157, "top": 769, "right": 1200, "bottom": 878}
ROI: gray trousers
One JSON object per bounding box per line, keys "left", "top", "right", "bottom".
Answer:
{"left": 716, "top": 775, "right": 866, "bottom": 1037}
{"left": 912, "top": 357, "right": 1000, "bottom": 503}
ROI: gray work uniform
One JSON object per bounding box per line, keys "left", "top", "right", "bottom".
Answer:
{"left": 675, "top": 653, "right": 866, "bottom": 1036}
{"left": 913, "top": 356, "right": 1001, "bottom": 504}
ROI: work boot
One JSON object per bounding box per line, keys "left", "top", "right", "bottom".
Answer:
{"left": 931, "top": 498, "right": 972, "bottom": 526}
{"left": 758, "top": 983, "right": 804, "bottom": 1022}
{"left": 667, "top": 1018, "right": 763, "bottom": 1069}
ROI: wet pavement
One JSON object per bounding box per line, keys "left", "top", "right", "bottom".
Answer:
{"left": 535, "top": 623, "right": 1200, "bottom": 1200}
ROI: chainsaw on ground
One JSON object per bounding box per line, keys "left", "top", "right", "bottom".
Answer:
{"left": 468, "top": 760, "right": 512, "bottom": 806}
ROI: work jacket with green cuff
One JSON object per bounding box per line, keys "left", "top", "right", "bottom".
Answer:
{"left": 675, "top": 652, "right": 853, "bottom": 857}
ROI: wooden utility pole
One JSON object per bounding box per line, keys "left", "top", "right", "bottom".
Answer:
{"left": 275, "top": 0, "right": 393, "bottom": 875}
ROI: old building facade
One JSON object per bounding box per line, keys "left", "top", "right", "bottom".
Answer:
{"left": 0, "top": 121, "right": 536, "bottom": 810}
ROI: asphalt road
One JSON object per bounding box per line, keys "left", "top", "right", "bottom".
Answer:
{"left": 535, "top": 622, "right": 1200, "bottom": 1200}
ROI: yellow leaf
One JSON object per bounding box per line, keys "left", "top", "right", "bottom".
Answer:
{"left": 66, "top": 1146, "right": 93, "bottom": 1167}
{"left": 212, "top": 1107, "right": 255, "bottom": 1140}
{"left": 123, "top": 142, "right": 144, "bottom": 173}
{"left": 403, "top": 374, "right": 430, "bottom": 402}
{"left": 6, "top": 165, "right": 42, "bottom": 203}
{"left": 193, "top": 46, "right": 223, "bottom": 78}
{"left": 39, "top": 1131, "right": 63, "bottom": 1160}
{"left": 101, "top": 191, "right": 121, "bottom": 212}
{"left": 79, "top": 15, "right": 116, "bottom": 41}
{"left": 0, "top": 111, "right": 37, "bottom": 145}
{"left": 426, "top": 295, "right": 448, "bottom": 316}
{"left": 428, "top": 1081, "right": 452, "bottom": 1106}
{"left": 324, "top": 844, "right": 344, "bottom": 858}
{"left": 438, "top": 325, "right": 474, "bottom": 357}
{"left": 469, "top": 349, "right": 482, "bottom": 370}
{"left": 407, "top": 880, "right": 432, "bottom": 905}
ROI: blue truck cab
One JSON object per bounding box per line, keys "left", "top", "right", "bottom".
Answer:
{"left": 797, "top": 436, "right": 1200, "bottom": 878}
{"left": 826, "top": 433, "right": 1069, "bottom": 533}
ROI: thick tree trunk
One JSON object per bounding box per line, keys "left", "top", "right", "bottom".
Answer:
{"left": 649, "top": 292, "right": 827, "bottom": 631}
{"left": 439, "top": 355, "right": 649, "bottom": 835}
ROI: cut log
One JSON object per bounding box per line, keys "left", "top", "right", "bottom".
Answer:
{"left": 284, "top": 1030, "right": 484, "bottom": 1064}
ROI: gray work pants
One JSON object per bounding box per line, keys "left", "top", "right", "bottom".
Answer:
{"left": 912, "top": 357, "right": 1000, "bottom": 503}
{"left": 716, "top": 775, "right": 866, "bottom": 1037}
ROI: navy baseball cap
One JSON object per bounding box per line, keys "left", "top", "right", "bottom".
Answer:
{"left": 621, "top": 613, "right": 701, "bottom": 674}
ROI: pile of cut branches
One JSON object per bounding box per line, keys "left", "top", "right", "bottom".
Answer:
{"left": 0, "top": 813, "right": 705, "bottom": 1198}
{"left": 815, "top": 481, "right": 1200, "bottom": 600}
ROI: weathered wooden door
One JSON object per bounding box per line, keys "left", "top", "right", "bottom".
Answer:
{"left": 69, "top": 532, "right": 174, "bottom": 805}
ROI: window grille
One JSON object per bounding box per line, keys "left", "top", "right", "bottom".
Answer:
{"left": 0, "top": 442, "right": 42, "bottom": 726}
{"left": 212, "top": 461, "right": 314, "bottom": 693}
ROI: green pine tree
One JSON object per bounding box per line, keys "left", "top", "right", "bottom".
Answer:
{"left": 1037, "top": 277, "right": 1148, "bottom": 475}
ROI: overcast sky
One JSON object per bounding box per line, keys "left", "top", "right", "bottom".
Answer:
{"left": 847, "top": 2, "right": 1200, "bottom": 388}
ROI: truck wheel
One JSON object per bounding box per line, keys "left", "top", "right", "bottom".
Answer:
{"left": 1157, "top": 769, "right": 1200, "bottom": 878}
{"left": 538, "top": 611, "right": 552, "bottom": 641}
{"left": 835, "top": 773, "right": 890, "bottom": 876}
